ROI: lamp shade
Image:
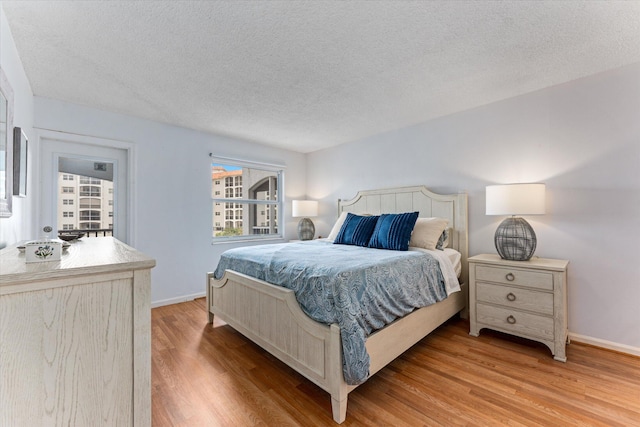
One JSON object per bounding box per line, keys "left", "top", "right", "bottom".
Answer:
{"left": 486, "top": 184, "right": 545, "bottom": 216}
{"left": 292, "top": 200, "right": 318, "bottom": 218}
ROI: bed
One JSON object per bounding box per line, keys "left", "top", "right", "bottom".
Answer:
{"left": 206, "top": 185, "right": 468, "bottom": 423}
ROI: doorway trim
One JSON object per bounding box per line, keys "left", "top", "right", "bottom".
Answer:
{"left": 35, "top": 129, "right": 136, "bottom": 246}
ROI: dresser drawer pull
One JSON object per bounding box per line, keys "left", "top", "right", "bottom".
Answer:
{"left": 507, "top": 315, "right": 517, "bottom": 324}
{"left": 506, "top": 292, "right": 516, "bottom": 301}
{"left": 505, "top": 273, "right": 515, "bottom": 281}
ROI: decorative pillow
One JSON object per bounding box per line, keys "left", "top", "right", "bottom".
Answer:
{"left": 409, "top": 217, "right": 449, "bottom": 250}
{"left": 334, "top": 213, "right": 379, "bottom": 247}
{"left": 436, "top": 227, "right": 451, "bottom": 250}
{"left": 368, "top": 212, "right": 419, "bottom": 251}
{"left": 327, "top": 212, "right": 349, "bottom": 242}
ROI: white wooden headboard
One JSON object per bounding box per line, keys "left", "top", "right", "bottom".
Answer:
{"left": 338, "top": 186, "right": 469, "bottom": 285}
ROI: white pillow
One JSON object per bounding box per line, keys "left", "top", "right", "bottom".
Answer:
{"left": 326, "top": 212, "right": 349, "bottom": 242}
{"left": 409, "top": 217, "right": 449, "bottom": 250}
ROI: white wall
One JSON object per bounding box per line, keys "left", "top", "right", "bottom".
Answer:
{"left": 307, "top": 63, "right": 640, "bottom": 351}
{"left": 0, "top": 6, "right": 34, "bottom": 245}
{"left": 34, "top": 97, "right": 307, "bottom": 305}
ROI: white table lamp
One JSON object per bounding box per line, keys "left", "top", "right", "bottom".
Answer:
{"left": 486, "top": 183, "right": 546, "bottom": 261}
{"left": 292, "top": 200, "right": 318, "bottom": 240}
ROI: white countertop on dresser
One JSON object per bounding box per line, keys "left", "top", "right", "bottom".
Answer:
{"left": 0, "top": 236, "right": 156, "bottom": 287}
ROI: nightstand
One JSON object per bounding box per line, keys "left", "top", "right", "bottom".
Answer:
{"left": 468, "top": 254, "right": 569, "bottom": 361}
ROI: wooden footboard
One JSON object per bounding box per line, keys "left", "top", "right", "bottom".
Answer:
{"left": 207, "top": 270, "right": 466, "bottom": 424}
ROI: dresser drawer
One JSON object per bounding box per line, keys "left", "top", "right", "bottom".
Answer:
{"left": 475, "top": 265, "right": 553, "bottom": 291}
{"left": 476, "top": 303, "right": 554, "bottom": 340}
{"left": 476, "top": 282, "right": 554, "bottom": 315}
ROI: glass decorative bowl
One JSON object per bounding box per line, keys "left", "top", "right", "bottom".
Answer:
{"left": 57, "top": 231, "right": 85, "bottom": 241}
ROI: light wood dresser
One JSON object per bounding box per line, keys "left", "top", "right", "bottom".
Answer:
{"left": 0, "top": 237, "right": 155, "bottom": 426}
{"left": 468, "top": 254, "right": 569, "bottom": 361}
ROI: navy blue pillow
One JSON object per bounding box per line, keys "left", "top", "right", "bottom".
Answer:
{"left": 368, "top": 212, "right": 419, "bottom": 251}
{"left": 334, "top": 213, "right": 379, "bottom": 247}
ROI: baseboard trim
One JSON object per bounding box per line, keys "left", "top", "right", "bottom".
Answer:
{"left": 569, "top": 332, "right": 640, "bottom": 358}
{"left": 151, "top": 292, "right": 206, "bottom": 309}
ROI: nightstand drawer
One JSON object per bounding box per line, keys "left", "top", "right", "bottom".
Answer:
{"left": 477, "top": 303, "right": 554, "bottom": 340}
{"left": 476, "top": 283, "right": 554, "bottom": 315}
{"left": 475, "top": 265, "right": 553, "bottom": 291}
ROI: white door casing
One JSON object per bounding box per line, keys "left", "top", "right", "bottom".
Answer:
{"left": 37, "top": 130, "right": 135, "bottom": 245}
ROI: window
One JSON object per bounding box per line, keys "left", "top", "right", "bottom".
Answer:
{"left": 63, "top": 211, "right": 74, "bottom": 218}
{"left": 80, "top": 177, "right": 101, "bottom": 185}
{"left": 79, "top": 222, "right": 101, "bottom": 230}
{"left": 80, "top": 210, "right": 101, "bottom": 221}
{"left": 63, "top": 199, "right": 74, "bottom": 205}
{"left": 62, "top": 187, "right": 74, "bottom": 193}
{"left": 79, "top": 198, "right": 101, "bottom": 209}
{"left": 80, "top": 186, "right": 101, "bottom": 197}
{"left": 211, "top": 158, "right": 283, "bottom": 241}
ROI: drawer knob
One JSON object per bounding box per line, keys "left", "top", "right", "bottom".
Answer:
{"left": 505, "top": 273, "right": 515, "bottom": 281}
{"left": 507, "top": 315, "right": 517, "bottom": 324}
{"left": 506, "top": 292, "right": 516, "bottom": 302}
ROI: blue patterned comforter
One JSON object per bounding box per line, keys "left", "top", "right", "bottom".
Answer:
{"left": 213, "top": 240, "right": 453, "bottom": 385}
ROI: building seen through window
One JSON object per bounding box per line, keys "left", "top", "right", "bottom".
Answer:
{"left": 57, "top": 172, "right": 114, "bottom": 234}
{"left": 211, "top": 162, "right": 282, "bottom": 240}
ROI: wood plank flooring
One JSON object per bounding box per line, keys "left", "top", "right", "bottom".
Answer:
{"left": 152, "top": 299, "right": 640, "bottom": 426}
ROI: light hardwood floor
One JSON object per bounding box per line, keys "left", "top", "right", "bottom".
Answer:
{"left": 152, "top": 299, "right": 640, "bottom": 426}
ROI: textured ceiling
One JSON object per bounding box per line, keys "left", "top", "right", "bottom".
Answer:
{"left": 2, "top": 1, "right": 640, "bottom": 153}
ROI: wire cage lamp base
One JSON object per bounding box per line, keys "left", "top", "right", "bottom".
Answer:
{"left": 494, "top": 216, "right": 537, "bottom": 261}
{"left": 297, "top": 217, "right": 315, "bottom": 241}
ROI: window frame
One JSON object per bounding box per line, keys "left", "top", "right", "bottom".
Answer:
{"left": 210, "top": 155, "right": 285, "bottom": 244}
